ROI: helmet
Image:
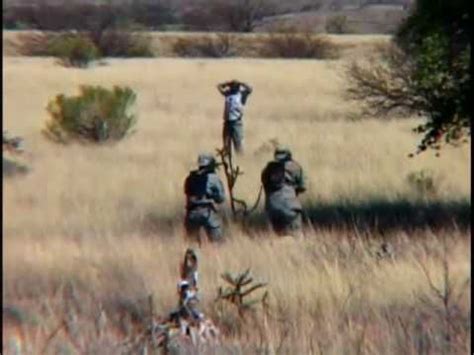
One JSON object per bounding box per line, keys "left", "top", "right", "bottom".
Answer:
{"left": 197, "top": 153, "right": 215, "bottom": 169}
{"left": 274, "top": 146, "right": 292, "bottom": 162}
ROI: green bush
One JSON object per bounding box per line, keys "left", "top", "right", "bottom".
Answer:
{"left": 347, "top": 0, "right": 470, "bottom": 154}
{"left": 43, "top": 85, "right": 137, "bottom": 144}
{"left": 47, "top": 34, "right": 100, "bottom": 68}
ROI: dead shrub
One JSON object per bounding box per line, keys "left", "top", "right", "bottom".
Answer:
{"left": 325, "top": 15, "right": 352, "bottom": 34}
{"left": 96, "top": 30, "right": 154, "bottom": 57}
{"left": 16, "top": 30, "right": 154, "bottom": 59}
{"left": 172, "top": 34, "right": 238, "bottom": 58}
{"left": 345, "top": 43, "right": 419, "bottom": 118}
{"left": 406, "top": 169, "right": 439, "bottom": 199}
{"left": 16, "top": 31, "right": 56, "bottom": 56}
{"left": 258, "top": 32, "right": 339, "bottom": 59}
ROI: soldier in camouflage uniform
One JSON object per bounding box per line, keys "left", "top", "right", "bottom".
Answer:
{"left": 184, "top": 154, "right": 226, "bottom": 242}
{"left": 217, "top": 80, "right": 253, "bottom": 154}
{"left": 261, "top": 147, "right": 306, "bottom": 236}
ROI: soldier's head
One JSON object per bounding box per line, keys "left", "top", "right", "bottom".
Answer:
{"left": 274, "top": 146, "right": 292, "bottom": 162}
{"left": 228, "top": 80, "right": 240, "bottom": 94}
{"left": 197, "top": 153, "right": 217, "bottom": 172}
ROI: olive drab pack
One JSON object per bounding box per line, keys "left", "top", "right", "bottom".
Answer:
{"left": 262, "top": 161, "right": 287, "bottom": 193}
{"left": 185, "top": 171, "right": 208, "bottom": 199}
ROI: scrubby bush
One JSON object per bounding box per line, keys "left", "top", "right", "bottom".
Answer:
{"left": 96, "top": 30, "right": 154, "bottom": 57}
{"left": 325, "top": 15, "right": 351, "bottom": 34}
{"left": 406, "top": 169, "right": 438, "bottom": 199}
{"left": 258, "top": 32, "right": 339, "bottom": 59}
{"left": 16, "top": 31, "right": 56, "bottom": 56}
{"left": 43, "top": 86, "right": 137, "bottom": 144}
{"left": 18, "top": 30, "right": 154, "bottom": 62}
{"left": 181, "top": 0, "right": 273, "bottom": 32}
{"left": 3, "top": 2, "right": 178, "bottom": 31}
{"left": 172, "top": 34, "right": 237, "bottom": 58}
{"left": 47, "top": 33, "right": 100, "bottom": 68}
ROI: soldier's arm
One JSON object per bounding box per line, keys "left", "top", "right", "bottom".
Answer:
{"left": 208, "top": 174, "right": 226, "bottom": 204}
{"left": 260, "top": 167, "right": 267, "bottom": 185}
{"left": 261, "top": 164, "right": 270, "bottom": 188}
{"left": 239, "top": 82, "right": 253, "bottom": 95}
{"left": 239, "top": 82, "right": 253, "bottom": 105}
{"left": 217, "top": 82, "right": 229, "bottom": 96}
{"left": 184, "top": 175, "right": 191, "bottom": 195}
{"left": 295, "top": 165, "right": 306, "bottom": 195}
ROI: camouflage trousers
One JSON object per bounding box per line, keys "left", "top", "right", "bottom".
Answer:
{"left": 184, "top": 206, "right": 223, "bottom": 243}
{"left": 265, "top": 191, "right": 303, "bottom": 236}
{"left": 267, "top": 208, "right": 303, "bottom": 236}
{"left": 223, "top": 120, "right": 243, "bottom": 154}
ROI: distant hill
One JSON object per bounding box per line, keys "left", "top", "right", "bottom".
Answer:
{"left": 257, "top": 3, "right": 411, "bottom": 34}
{"left": 3, "top": 0, "right": 414, "bottom": 34}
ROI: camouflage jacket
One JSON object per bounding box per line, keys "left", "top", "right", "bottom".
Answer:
{"left": 184, "top": 170, "right": 226, "bottom": 210}
{"left": 261, "top": 159, "right": 306, "bottom": 195}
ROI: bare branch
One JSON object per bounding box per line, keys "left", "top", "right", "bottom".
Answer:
{"left": 345, "top": 44, "right": 428, "bottom": 118}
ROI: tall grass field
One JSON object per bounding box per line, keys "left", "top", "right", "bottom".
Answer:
{"left": 3, "top": 33, "right": 470, "bottom": 354}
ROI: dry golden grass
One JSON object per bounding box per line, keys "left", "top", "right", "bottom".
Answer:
{"left": 3, "top": 56, "right": 470, "bottom": 236}
{"left": 3, "top": 230, "right": 471, "bottom": 353}
{"left": 3, "top": 30, "right": 391, "bottom": 58}
{"left": 3, "top": 43, "right": 471, "bottom": 353}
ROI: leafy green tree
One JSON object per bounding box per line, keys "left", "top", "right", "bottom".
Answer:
{"left": 347, "top": 0, "right": 470, "bottom": 154}
{"left": 396, "top": 0, "right": 470, "bottom": 153}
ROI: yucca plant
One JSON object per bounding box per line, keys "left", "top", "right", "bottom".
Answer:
{"left": 43, "top": 85, "right": 137, "bottom": 144}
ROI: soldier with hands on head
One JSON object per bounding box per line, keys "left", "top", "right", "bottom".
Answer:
{"left": 217, "top": 80, "right": 253, "bottom": 154}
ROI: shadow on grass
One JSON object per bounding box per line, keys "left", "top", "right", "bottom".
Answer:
{"left": 142, "top": 198, "right": 471, "bottom": 236}
{"left": 248, "top": 198, "right": 471, "bottom": 234}
{"left": 304, "top": 199, "right": 470, "bottom": 232}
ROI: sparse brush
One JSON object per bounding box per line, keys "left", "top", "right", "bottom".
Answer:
{"left": 406, "top": 169, "right": 439, "bottom": 199}
{"left": 416, "top": 236, "right": 471, "bottom": 355}
{"left": 325, "top": 15, "right": 351, "bottom": 34}
{"left": 96, "top": 30, "right": 154, "bottom": 58}
{"left": 17, "top": 30, "right": 154, "bottom": 62}
{"left": 46, "top": 33, "right": 101, "bottom": 68}
{"left": 43, "top": 85, "right": 137, "bottom": 144}
{"left": 258, "top": 32, "right": 339, "bottom": 59}
{"left": 172, "top": 34, "right": 238, "bottom": 58}
{"left": 216, "top": 269, "right": 268, "bottom": 317}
